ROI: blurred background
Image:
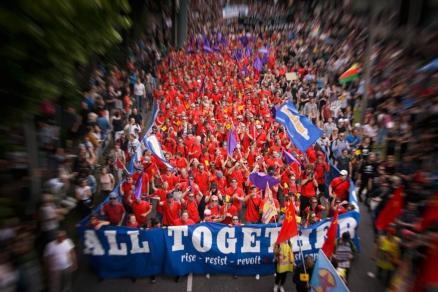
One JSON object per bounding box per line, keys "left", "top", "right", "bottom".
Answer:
{"left": 0, "top": 0, "right": 437, "bottom": 291}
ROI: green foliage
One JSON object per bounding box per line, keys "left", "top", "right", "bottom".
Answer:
{"left": 0, "top": 0, "right": 132, "bottom": 125}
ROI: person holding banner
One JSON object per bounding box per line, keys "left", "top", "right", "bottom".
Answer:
{"left": 329, "top": 170, "right": 351, "bottom": 201}
{"left": 159, "top": 193, "right": 181, "bottom": 226}
{"left": 132, "top": 197, "right": 151, "bottom": 228}
{"left": 100, "top": 192, "right": 126, "bottom": 226}
{"left": 273, "top": 239, "right": 295, "bottom": 292}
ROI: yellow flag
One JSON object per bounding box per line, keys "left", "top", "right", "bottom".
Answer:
{"left": 300, "top": 274, "right": 309, "bottom": 281}
{"left": 205, "top": 160, "right": 209, "bottom": 166}
{"left": 176, "top": 121, "right": 181, "bottom": 126}
{"left": 284, "top": 182, "right": 288, "bottom": 188}
{"left": 161, "top": 126, "right": 167, "bottom": 131}
{"left": 185, "top": 104, "right": 189, "bottom": 109}
{"left": 238, "top": 105, "right": 244, "bottom": 111}
{"left": 225, "top": 124, "right": 231, "bottom": 130}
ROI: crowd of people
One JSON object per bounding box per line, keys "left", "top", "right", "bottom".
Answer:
{"left": 1, "top": 0, "right": 437, "bottom": 292}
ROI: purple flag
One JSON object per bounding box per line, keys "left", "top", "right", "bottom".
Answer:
{"left": 246, "top": 47, "right": 251, "bottom": 57}
{"left": 188, "top": 175, "right": 193, "bottom": 191}
{"left": 133, "top": 171, "right": 143, "bottom": 200}
{"left": 258, "top": 48, "right": 268, "bottom": 54}
{"left": 241, "top": 66, "right": 249, "bottom": 77}
{"left": 283, "top": 149, "right": 301, "bottom": 165}
{"left": 227, "top": 128, "right": 238, "bottom": 155}
{"left": 261, "top": 53, "right": 268, "bottom": 64}
{"left": 196, "top": 37, "right": 200, "bottom": 49}
{"left": 240, "top": 35, "right": 249, "bottom": 47}
{"left": 187, "top": 45, "right": 195, "bottom": 54}
{"left": 220, "top": 37, "right": 228, "bottom": 47}
{"left": 203, "top": 36, "right": 210, "bottom": 48}
{"left": 203, "top": 45, "right": 213, "bottom": 54}
{"left": 249, "top": 172, "right": 281, "bottom": 190}
{"left": 217, "top": 32, "right": 222, "bottom": 41}
{"left": 253, "top": 56, "right": 262, "bottom": 72}
{"left": 270, "top": 104, "right": 279, "bottom": 118}
{"left": 199, "top": 77, "right": 206, "bottom": 95}
{"left": 213, "top": 45, "right": 221, "bottom": 52}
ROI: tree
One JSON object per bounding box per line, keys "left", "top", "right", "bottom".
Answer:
{"left": 0, "top": 0, "right": 132, "bottom": 126}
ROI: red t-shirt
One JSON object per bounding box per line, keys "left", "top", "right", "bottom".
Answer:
{"left": 132, "top": 201, "right": 151, "bottom": 224}
{"left": 173, "top": 218, "right": 195, "bottom": 226}
{"left": 162, "top": 201, "right": 181, "bottom": 226}
{"left": 182, "top": 200, "right": 200, "bottom": 223}
{"left": 102, "top": 203, "right": 125, "bottom": 224}
{"left": 301, "top": 172, "right": 318, "bottom": 197}
{"left": 126, "top": 221, "right": 139, "bottom": 228}
{"left": 120, "top": 182, "right": 134, "bottom": 205}
{"left": 330, "top": 178, "right": 350, "bottom": 200}
{"left": 245, "top": 195, "right": 262, "bottom": 223}
{"left": 225, "top": 187, "right": 245, "bottom": 210}
{"left": 220, "top": 205, "right": 238, "bottom": 225}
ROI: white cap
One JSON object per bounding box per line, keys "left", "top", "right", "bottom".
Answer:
{"left": 204, "top": 209, "right": 211, "bottom": 215}
{"left": 354, "top": 123, "right": 361, "bottom": 128}
{"left": 340, "top": 170, "right": 348, "bottom": 176}
{"left": 256, "top": 125, "right": 262, "bottom": 129}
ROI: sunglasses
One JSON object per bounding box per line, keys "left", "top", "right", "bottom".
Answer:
{"left": 188, "top": 195, "right": 194, "bottom": 198}
{"left": 212, "top": 200, "right": 218, "bottom": 202}
{"left": 232, "top": 219, "right": 239, "bottom": 221}
{"left": 110, "top": 198, "right": 117, "bottom": 200}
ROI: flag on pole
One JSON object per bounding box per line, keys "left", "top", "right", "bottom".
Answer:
{"left": 412, "top": 234, "right": 438, "bottom": 290}
{"left": 133, "top": 171, "right": 143, "bottom": 200}
{"left": 253, "top": 56, "right": 263, "bottom": 72}
{"left": 116, "top": 157, "right": 125, "bottom": 170}
{"left": 339, "top": 63, "right": 359, "bottom": 84}
{"left": 415, "top": 192, "right": 438, "bottom": 232}
{"left": 199, "top": 77, "right": 206, "bottom": 95}
{"left": 203, "top": 45, "right": 213, "bottom": 54}
{"left": 275, "top": 203, "right": 299, "bottom": 245}
{"left": 227, "top": 128, "right": 238, "bottom": 155}
{"left": 310, "top": 249, "right": 350, "bottom": 292}
{"left": 249, "top": 172, "right": 281, "bottom": 190}
{"left": 261, "top": 182, "right": 278, "bottom": 224}
{"left": 321, "top": 209, "right": 339, "bottom": 257}
{"left": 283, "top": 149, "right": 301, "bottom": 165}
{"left": 375, "top": 187, "right": 403, "bottom": 231}
{"left": 143, "top": 135, "right": 176, "bottom": 172}
{"left": 275, "top": 102, "right": 323, "bottom": 153}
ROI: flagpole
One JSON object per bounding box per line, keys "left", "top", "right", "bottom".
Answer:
{"left": 297, "top": 232, "right": 309, "bottom": 285}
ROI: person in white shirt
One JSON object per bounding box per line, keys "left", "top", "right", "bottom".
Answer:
{"left": 133, "top": 78, "right": 145, "bottom": 112}
{"left": 44, "top": 230, "right": 77, "bottom": 292}
{"left": 124, "top": 118, "right": 141, "bottom": 140}
{"left": 128, "top": 133, "right": 142, "bottom": 161}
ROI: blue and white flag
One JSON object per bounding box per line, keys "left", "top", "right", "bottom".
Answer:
{"left": 310, "top": 249, "right": 350, "bottom": 292}
{"left": 275, "top": 102, "right": 323, "bottom": 153}
{"left": 143, "top": 135, "right": 176, "bottom": 172}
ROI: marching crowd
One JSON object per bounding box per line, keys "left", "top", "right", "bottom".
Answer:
{"left": 1, "top": 1, "right": 437, "bottom": 292}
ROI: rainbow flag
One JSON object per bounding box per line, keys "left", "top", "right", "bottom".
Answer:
{"left": 339, "top": 63, "right": 359, "bottom": 84}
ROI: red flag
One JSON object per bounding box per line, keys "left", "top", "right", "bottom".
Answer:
{"left": 116, "top": 157, "right": 125, "bottom": 170}
{"left": 412, "top": 234, "right": 438, "bottom": 291}
{"left": 375, "top": 187, "right": 404, "bottom": 231}
{"left": 415, "top": 192, "right": 438, "bottom": 232}
{"left": 321, "top": 209, "right": 338, "bottom": 257}
{"left": 275, "top": 204, "right": 299, "bottom": 245}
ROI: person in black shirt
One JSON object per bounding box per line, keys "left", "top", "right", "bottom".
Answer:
{"left": 293, "top": 256, "right": 315, "bottom": 292}
{"left": 129, "top": 108, "right": 143, "bottom": 128}
{"left": 357, "top": 153, "right": 377, "bottom": 204}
